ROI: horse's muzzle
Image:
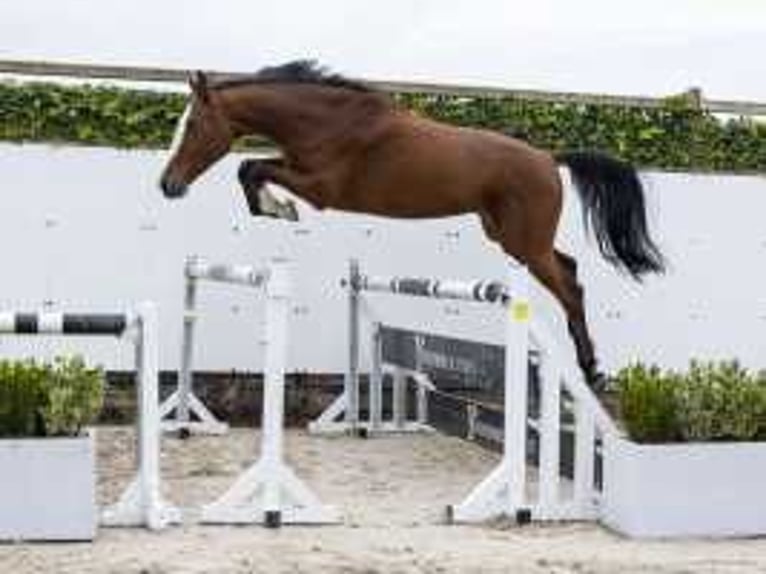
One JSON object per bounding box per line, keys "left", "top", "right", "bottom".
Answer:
{"left": 160, "top": 176, "right": 188, "bottom": 199}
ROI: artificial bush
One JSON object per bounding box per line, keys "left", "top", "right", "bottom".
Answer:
{"left": 0, "top": 356, "right": 105, "bottom": 438}
{"left": 615, "top": 360, "right": 766, "bottom": 444}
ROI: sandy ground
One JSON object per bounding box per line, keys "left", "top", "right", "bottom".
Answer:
{"left": 1, "top": 427, "right": 765, "bottom": 574}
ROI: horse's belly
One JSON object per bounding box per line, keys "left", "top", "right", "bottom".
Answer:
{"left": 340, "top": 162, "right": 480, "bottom": 218}
{"left": 339, "top": 188, "right": 468, "bottom": 218}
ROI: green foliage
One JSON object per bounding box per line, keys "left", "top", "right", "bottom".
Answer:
{"left": 675, "top": 361, "right": 766, "bottom": 442}
{"left": 40, "top": 356, "right": 105, "bottom": 437}
{"left": 615, "top": 363, "right": 682, "bottom": 444}
{"left": 0, "top": 356, "right": 105, "bottom": 438}
{"left": 615, "top": 360, "right": 766, "bottom": 444}
{"left": 0, "top": 80, "right": 765, "bottom": 172}
{"left": 0, "top": 359, "right": 50, "bottom": 437}
{"left": 0, "top": 81, "right": 186, "bottom": 149}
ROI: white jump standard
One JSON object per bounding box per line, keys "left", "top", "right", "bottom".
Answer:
{"left": 310, "top": 260, "right": 509, "bottom": 436}
{"left": 177, "top": 257, "right": 337, "bottom": 527}
{"left": 160, "top": 256, "right": 271, "bottom": 435}
{"left": 349, "top": 261, "right": 536, "bottom": 522}
{"left": 319, "top": 259, "right": 616, "bottom": 525}
{"left": 0, "top": 303, "right": 179, "bottom": 531}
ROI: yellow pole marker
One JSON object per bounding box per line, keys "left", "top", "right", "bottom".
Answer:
{"left": 511, "top": 300, "right": 531, "bottom": 323}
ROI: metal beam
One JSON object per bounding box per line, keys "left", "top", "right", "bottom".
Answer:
{"left": 2, "top": 59, "right": 765, "bottom": 116}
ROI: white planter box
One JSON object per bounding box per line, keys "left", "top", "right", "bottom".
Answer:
{"left": 603, "top": 436, "right": 766, "bottom": 538}
{"left": 0, "top": 431, "right": 96, "bottom": 541}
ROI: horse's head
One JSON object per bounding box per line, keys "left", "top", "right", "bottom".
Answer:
{"left": 160, "top": 72, "right": 234, "bottom": 199}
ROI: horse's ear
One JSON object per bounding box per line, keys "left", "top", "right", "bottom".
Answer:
{"left": 189, "top": 71, "right": 210, "bottom": 103}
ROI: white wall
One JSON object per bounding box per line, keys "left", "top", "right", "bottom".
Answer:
{"left": 0, "top": 143, "right": 764, "bottom": 374}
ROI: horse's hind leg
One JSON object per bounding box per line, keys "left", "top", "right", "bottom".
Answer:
{"left": 525, "top": 251, "right": 602, "bottom": 389}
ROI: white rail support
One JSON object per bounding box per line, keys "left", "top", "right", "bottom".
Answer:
{"left": 200, "top": 260, "right": 338, "bottom": 527}
{"left": 537, "top": 350, "right": 562, "bottom": 520}
{"left": 450, "top": 263, "right": 532, "bottom": 523}
{"left": 101, "top": 302, "right": 181, "bottom": 530}
{"left": 160, "top": 255, "right": 272, "bottom": 436}
{"left": 311, "top": 258, "right": 620, "bottom": 526}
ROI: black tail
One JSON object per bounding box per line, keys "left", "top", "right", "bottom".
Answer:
{"left": 556, "top": 150, "right": 665, "bottom": 280}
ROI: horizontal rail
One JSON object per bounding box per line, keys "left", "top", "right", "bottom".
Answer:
{"left": 2, "top": 59, "right": 766, "bottom": 116}
{"left": 0, "top": 311, "right": 128, "bottom": 335}
{"left": 186, "top": 258, "right": 270, "bottom": 288}
{"left": 358, "top": 275, "right": 509, "bottom": 304}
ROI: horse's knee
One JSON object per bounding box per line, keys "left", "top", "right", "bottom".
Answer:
{"left": 238, "top": 159, "right": 266, "bottom": 186}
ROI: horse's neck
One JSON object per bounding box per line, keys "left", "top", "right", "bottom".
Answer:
{"left": 222, "top": 86, "right": 345, "bottom": 148}
{"left": 222, "top": 85, "right": 387, "bottom": 154}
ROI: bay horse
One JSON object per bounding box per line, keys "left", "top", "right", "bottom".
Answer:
{"left": 160, "top": 61, "right": 664, "bottom": 389}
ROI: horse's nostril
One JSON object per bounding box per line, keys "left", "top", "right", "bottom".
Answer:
{"left": 161, "top": 178, "right": 187, "bottom": 199}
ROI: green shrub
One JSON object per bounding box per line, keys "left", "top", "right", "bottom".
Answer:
{"left": 0, "top": 359, "right": 49, "bottom": 437}
{"left": 0, "top": 356, "right": 105, "bottom": 438}
{"left": 615, "top": 360, "right": 766, "bottom": 444}
{"left": 615, "top": 363, "right": 682, "bottom": 443}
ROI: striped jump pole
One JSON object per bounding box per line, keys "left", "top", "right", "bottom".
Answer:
{"left": 0, "top": 303, "right": 179, "bottom": 531}
{"left": 159, "top": 256, "right": 271, "bottom": 436}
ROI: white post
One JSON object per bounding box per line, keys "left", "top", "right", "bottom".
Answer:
{"left": 573, "top": 400, "right": 596, "bottom": 517}
{"left": 370, "top": 321, "right": 383, "bottom": 432}
{"left": 416, "top": 380, "right": 428, "bottom": 426}
{"left": 450, "top": 263, "right": 531, "bottom": 523}
{"left": 178, "top": 273, "right": 197, "bottom": 426}
{"left": 538, "top": 351, "right": 561, "bottom": 519}
{"left": 346, "top": 259, "right": 361, "bottom": 432}
{"left": 392, "top": 366, "right": 406, "bottom": 431}
{"left": 261, "top": 258, "right": 290, "bottom": 523}
{"left": 503, "top": 264, "right": 530, "bottom": 516}
{"left": 136, "top": 302, "right": 163, "bottom": 529}
{"left": 101, "top": 302, "right": 180, "bottom": 530}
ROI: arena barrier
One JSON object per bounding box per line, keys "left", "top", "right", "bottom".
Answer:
{"left": 162, "top": 256, "right": 337, "bottom": 527}
{"left": 0, "top": 302, "right": 179, "bottom": 531}
{"left": 312, "top": 259, "right": 618, "bottom": 524}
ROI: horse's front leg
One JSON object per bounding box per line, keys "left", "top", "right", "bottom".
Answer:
{"left": 242, "top": 159, "right": 333, "bottom": 211}
{"left": 238, "top": 158, "right": 299, "bottom": 220}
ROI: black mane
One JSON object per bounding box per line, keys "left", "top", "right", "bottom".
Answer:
{"left": 213, "top": 60, "right": 373, "bottom": 93}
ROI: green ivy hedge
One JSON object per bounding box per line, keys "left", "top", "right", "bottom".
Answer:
{"left": 1, "top": 80, "right": 765, "bottom": 172}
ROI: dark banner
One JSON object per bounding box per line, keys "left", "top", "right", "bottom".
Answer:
{"left": 380, "top": 326, "right": 505, "bottom": 397}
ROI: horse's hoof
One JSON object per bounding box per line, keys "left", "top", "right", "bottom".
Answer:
{"left": 239, "top": 183, "right": 265, "bottom": 216}
{"left": 237, "top": 159, "right": 264, "bottom": 183}
{"left": 588, "top": 371, "right": 609, "bottom": 394}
